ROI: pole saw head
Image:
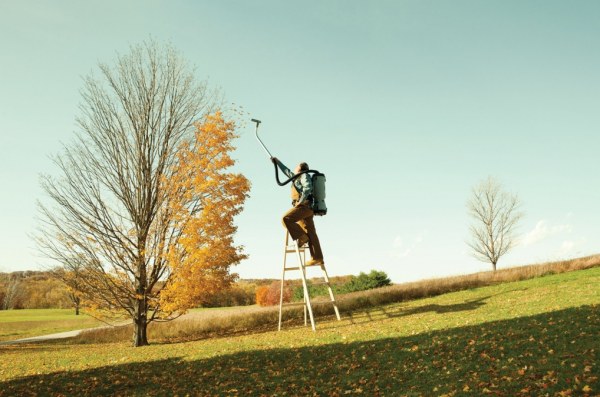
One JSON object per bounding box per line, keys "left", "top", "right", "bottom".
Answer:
{"left": 252, "top": 117, "right": 272, "bottom": 158}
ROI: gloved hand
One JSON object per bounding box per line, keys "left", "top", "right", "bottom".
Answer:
{"left": 271, "top": 157, "right": 278, "bottom": 164}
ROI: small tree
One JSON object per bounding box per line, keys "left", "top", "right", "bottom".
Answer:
{"left": 467, "top": 176, "right": 523, "bottom": 271}
{"left": 256, "top": 281, "right": 291, "bottom": 307}
{"left": 342, "top": 270, "right": 391, "bottom": 293}
{"left": 52, "top": 268, "right": 84, "bottom": 315}
{"left": 1, "top": 273, "right": 23, "bottom": 310}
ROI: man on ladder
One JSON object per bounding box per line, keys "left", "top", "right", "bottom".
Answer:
{"left": 252, "top": 118, "right": 339, "bottom": 330}
{"left": 271, "top": 157, "right": 324, "bottom": 267}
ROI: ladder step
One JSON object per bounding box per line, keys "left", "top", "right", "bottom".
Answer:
{"left": 311, "top": 281, "right": 330, "bottom": 286}
{"left": 283, "top": 265, "right": 325, "bottom": 272}
{"left": 285, "top": 249, "right": 308, "bottom": 253}
{"left": 282, "top": 302, "right": 306, "bottom": 307}
{"left": 311, "top": 300, "right": 337, "bottom": 305}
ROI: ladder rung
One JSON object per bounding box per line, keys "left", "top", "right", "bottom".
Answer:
{"left": 311, "top": 300, "right": 337, "bottom": 305}
{"left": 283, "top": 265, "right": 324, "bottom": 271}
{"left": 282, "top": 302, "right": 306, "bottom": 307}
{"left": 311, "top": 281, "right": 330, "bottom": 286}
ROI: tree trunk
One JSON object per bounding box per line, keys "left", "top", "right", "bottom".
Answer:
{"left": 75, "top": 304, "right": 80, "bottom": 316}
{"left": 133, "top": 299, "right": 149, "bottom": 347}
{"left": 133, "top": 264, "right": 148, "bottom": 346}
{"left": 133, "top": 248, "right": 149, "bottom": 346}
{"left": 492, "top": 262, "right": 497, "bottom": 272}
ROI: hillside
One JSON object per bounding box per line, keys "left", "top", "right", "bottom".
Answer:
{"left": 0, "top": 266, "right": 598, "bottom": 396}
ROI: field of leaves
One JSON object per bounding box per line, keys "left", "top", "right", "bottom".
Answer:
{"left": 0, "top": 267, "right": 598, "bottom": 396}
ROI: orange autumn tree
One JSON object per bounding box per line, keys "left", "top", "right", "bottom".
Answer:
{"left": 160, "top": 112, "right": 250, "bottom": 313}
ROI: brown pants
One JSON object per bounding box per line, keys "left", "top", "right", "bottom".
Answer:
{"left": 282, "top": 204, "right": 323, "bottom": 261}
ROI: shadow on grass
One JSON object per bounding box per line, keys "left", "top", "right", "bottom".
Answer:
{"left": 388, "top": 296, "right": 489, "bottom": 317}
{"left": 1, "top": 305, "right": 597, "bottom": 397}
{"left": 340, "top": 296, "right": 490, "bottom": 327}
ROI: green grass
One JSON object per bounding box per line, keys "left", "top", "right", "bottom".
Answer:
{"left": 0, "top": 309, "right": 103, "bottom": 342}
{"left": 0, "top": 267, "right": 598, "bottom": 396}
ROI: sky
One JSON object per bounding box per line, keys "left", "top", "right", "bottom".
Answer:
{"left": 0, "top": 1, "right": 598, "bottom": 283}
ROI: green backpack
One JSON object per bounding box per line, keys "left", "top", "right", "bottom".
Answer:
{"left": 310, "top": 172, "right": 327, "bottom": 216}
{"left": 273, "top": 162, "right": 328, "bottom": 216}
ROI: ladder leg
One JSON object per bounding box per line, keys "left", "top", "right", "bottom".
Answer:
{"left": 278, "top": 233, "right": 290, "bottom": 331}
{"left": 296, "top": 241, "right": 316, "bottom": 331}
{"left": 303, "top": 291, "right": 307, "bottom": 326}
{"left": 320, "top": 264, "right": 341, "bottom": 321}
{"left": 302, "top": 243, "right": 307, "bottom": 326}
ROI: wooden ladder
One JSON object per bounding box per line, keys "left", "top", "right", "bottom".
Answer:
{"left": 278, "top": 232, "right": 341, "bottom": 331}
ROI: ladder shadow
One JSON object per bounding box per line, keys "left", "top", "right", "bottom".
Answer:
{"left": 318, "top": 295, "right": 494, "bottom": 331}
{"left": 338, "top": 286, "right": 530, "bottom": 328}
{"left": 383, "top": 296, "right": 489, "bottom": 318}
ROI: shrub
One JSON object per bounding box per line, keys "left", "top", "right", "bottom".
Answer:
{"left": 294, "top": 270, "right": 391, "bottom": 300}
{"left": 341, "top": 270, "right": 391, "bottom": 293}
{"left": 256, "top": 281, "right": 291, "bottom": 307}
{"left": 255, "top": 286, "right": 269, "bottom": 306}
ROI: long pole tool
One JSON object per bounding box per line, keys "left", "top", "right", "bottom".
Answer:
{"left": 252, "top": 118, "right": 273, "bottom": 158}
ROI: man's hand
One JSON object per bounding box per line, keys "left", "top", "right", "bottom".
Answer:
{"left": 271, "top": 157, "right": 278, "bottom": 164}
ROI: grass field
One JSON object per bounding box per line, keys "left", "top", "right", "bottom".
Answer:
{"left": 0, "top": 309, "right": 104, "bottom": 342}
{"left": 0, "top": 267, "right": 598, "bottom": 396}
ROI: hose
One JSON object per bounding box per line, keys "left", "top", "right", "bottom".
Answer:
{"left": 273, "top": 162, "right": 319, "bottom": 186}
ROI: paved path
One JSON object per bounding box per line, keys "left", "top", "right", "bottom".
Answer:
{"left": 0, "top": 322, "right": 131, "bottom": 346}
{"left": 0, "top": 305, "right": 272, "bottom": 346}
{"left": 0, "top": 329, "right": 85, "bottom": 345}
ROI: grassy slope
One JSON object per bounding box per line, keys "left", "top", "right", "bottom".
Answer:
{"left": 0, "top": 309, "right": 103, "bottom": 342}
{"left": 0, "top": 267, "right": 598, "bottom": 396}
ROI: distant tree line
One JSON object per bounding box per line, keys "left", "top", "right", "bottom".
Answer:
{"left": 0, "top": 271, "right": 258, "bottom": 311}
{"left": 0, "top": 270, "right": 392, "bottom": 311}
{"left": 0, "top": 271, "right": 71, "bottom": 310}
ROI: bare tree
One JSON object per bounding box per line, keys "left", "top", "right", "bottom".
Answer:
{"left": 467, "top": 176, "right": 523, "bottom": 271}
{"left": 51, "top": 267, "right": 83, "bottom": 315}
{"left": 36, "top": 41, "right": 222, "bottom": 346}
{"left": 1, "top": 273, "right": 23, "bottom": 310}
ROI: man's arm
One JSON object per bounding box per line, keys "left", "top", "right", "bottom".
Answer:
{"left": 296, "top": 172, "right": 313, "bottom": 205}
{"left": 271, "top": 157, "right": 294, "bottom": 178}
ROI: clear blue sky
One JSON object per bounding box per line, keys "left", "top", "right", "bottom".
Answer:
{"left": 1, "top": 1, "right": 598, "bottom": 282}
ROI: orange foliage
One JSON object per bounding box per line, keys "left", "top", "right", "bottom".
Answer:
{"left": 159, "top": 111, "right": 250, "bottom": 313}
{"left": 256, "top": 281, "right": 291, "bottom": 307}
{"left": 255, "top": 286, "right": 269, "bottom": 306}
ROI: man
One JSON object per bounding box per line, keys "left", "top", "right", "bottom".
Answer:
{"left": 271, "top": 157, "right": 324, "bottom": 266}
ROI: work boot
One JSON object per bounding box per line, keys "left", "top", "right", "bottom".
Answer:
{"left": 296, "top": 234, "right": 309, "bottom": 247}
{"left": 305, "top": 258, "right": 324, "bottom": 266}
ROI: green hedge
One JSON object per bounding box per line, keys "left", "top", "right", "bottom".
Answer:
{"left": 293, "top": 270, "right": 391, "bottom": 300}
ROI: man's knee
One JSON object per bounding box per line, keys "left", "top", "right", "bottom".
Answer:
{"left": 282, "top": 215, "right": 292, "bottom": 227}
